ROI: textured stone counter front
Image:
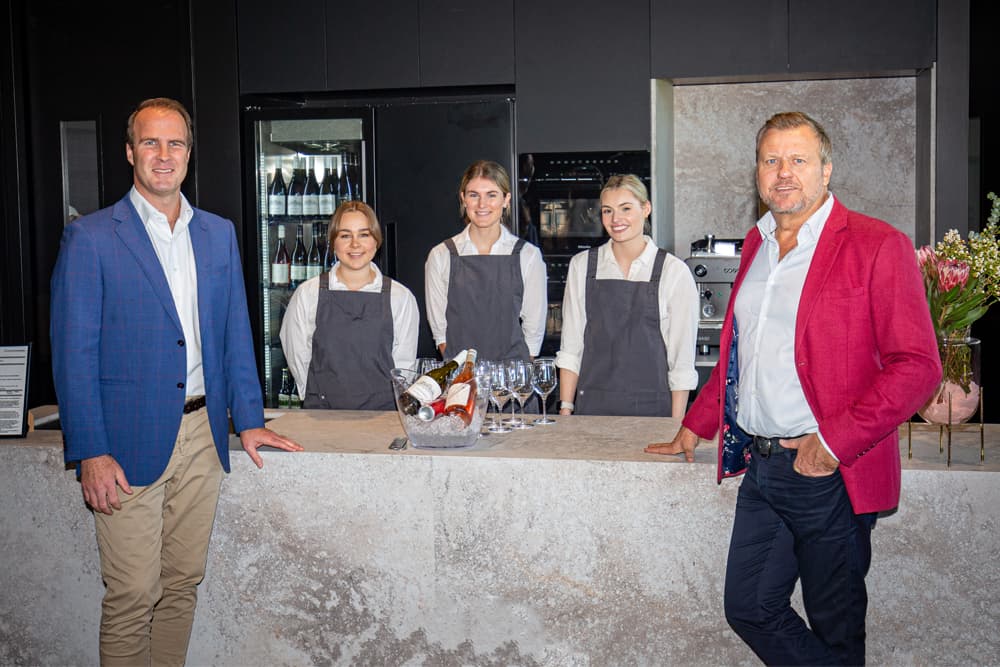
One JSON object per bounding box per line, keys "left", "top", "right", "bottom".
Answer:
{"left": 2, "top": 412, "right": 999, "bottom": 665}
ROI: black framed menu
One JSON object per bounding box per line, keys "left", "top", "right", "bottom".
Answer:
{"left": 0, "top": 344, "right": 31, "bottom": 438}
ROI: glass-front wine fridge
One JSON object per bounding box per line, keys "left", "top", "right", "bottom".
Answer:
{"left": 246, "top": 109, "right": 375, "bottom": 407}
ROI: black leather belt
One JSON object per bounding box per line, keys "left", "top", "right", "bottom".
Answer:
{"left": 752, "top": 434, "right": 806, "bottom": 458}
{"left": 183, "top": 395, "right": 206, "bottom": 414}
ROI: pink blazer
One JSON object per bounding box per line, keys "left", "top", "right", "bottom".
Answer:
{"left": 683, "top": 198, "right": 941, "bottom": 514}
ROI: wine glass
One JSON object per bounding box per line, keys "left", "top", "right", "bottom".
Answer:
{"left": 532, "top": 358, "right": 558, "bottom": 425}
{"left": 487, "top": 362, "right": 512, "bottom": 433}
{"left": 505, "top": 359, "right": 534, "bottom": 429}
{"left": 475, "top": 359, "right": 497, "bottom": 430}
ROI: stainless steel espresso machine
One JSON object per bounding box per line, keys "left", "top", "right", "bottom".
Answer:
{"left": 684, "top": 235, "right": 743, "bottom": 392}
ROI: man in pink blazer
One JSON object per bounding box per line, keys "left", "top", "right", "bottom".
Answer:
{"left": 648, "top": 112, "right": 940, "bottom": 665}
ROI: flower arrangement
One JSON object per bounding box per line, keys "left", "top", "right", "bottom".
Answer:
{"left": 917, "top": 192, "right": 1000, "bottom": 340}
{"left": 915, "top": 192, "right": 1000, "bottom": 422}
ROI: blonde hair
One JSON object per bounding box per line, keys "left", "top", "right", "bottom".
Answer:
{"left": 601, "top": 173, "right": 650, "bottom": 206}
{"left": 328, "top": 200, "right": 383, "bottom": 249}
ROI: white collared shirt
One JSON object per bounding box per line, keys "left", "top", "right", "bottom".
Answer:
{"left": 279, "top": 263, "right": 420, "bottom": 400}
{"left": 554, "top": 236, "right": 700, "bottom": 391}
{"left": 734, "top": 192, "right": 837, "bottom": 459}
{"left": 424, "top": 224, "right": 548, "bottom": 355}
{"left": 129, "top": 187, "right": 205, "bottom": 398}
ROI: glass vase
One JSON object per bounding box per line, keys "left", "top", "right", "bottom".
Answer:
{"left": 918, "top": 334, "right": 981, "bottom": 425}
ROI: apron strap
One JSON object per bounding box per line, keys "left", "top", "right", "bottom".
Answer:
{"left": 648, "top": 248, "right": 667, "bottom": 296}
{"left": 512, "top": 238, "right": 526, "bottom": 255}
{"left": 444, "top": 238, "right": 459, "bottom": 256}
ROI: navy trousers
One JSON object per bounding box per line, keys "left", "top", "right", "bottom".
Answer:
{"left": 724, "top": 448, "right": 877, "bottom": 666}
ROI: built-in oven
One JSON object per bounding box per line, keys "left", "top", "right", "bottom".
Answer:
{"left": 517, "top": 150, "right": 651, "bottom": 356}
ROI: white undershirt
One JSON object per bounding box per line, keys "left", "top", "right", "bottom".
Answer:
{"left": 424, "top": 224, "right": 548, "bottom": 356}
{"left": 734, "top": 192, "right": 837, "bottom": 459}
{"left": 279, "top": 263, "right": 419, "bottom": 400}
{"left": 129, "top": 187, "right": 204, "bottom": 398}
{"left": 554, "top": 236, "right": 700, "bottom": 391}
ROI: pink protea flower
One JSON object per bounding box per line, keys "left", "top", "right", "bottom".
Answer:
{"left": 916, "top": 245, "right": 937, "bottom": 269}
{"left": 937, "top": 259, "right": 970, "bottom": 292}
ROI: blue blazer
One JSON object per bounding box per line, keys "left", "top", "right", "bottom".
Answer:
{"left": 51, "top": 195, "right": 264, "bottom": 485}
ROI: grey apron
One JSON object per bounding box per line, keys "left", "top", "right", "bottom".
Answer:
{"left": 443, "top": 237, "right": 531, "bottom": 363}
{"left": 303, "top": 272, "right": 396, "bottom": 410}
{"left": 576, "top": 247, "right": 672, "bottom": 417}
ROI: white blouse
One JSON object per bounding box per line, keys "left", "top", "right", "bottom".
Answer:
{"left": 279, "top": 263, "right": 419, "bottom": 399}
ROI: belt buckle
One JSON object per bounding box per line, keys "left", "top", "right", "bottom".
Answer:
{"left": 755, "top": 436, "right": 773, "bottom": 458}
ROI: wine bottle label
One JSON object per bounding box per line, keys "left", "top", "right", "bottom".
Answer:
{"left": 268, "top": 195, "right": 285, "bottom": 217}
{"left": 404, "top": 376, "right": 443, "bottom": 403}
{"left": 290, "top": 264, "right": 307, "bottom": 281}
{"left": 287, "top": 195, "right": 303, "bottom": 216}
{"left": 319, "top": 194, "right": 335, "bottom": 215}
{"left": 271, "top": 263, "right": 289, "bottom": 285}
{"left": 444, "top": 382, "right": 471, "bottom": 409}
{"left": 306, "top": 264, "right": 322, "bottom": 279}
{"left": 302, "top": 195, "right": 319, "bottom": 215}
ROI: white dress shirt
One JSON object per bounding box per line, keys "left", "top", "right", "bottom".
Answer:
{"left": 734, "top": 192, "right": 837, "bottom": 459}
{"left": 130, "top": 187, "right": 204, "bottom": 398}
{"left": 424, "top": 224, "right": 548, "bottom": 356}
{"left": 555, "top": 236, "right": 700, "bottom": 391}
{"left": 279, "top": 263, "right": 419, "bottom": 400}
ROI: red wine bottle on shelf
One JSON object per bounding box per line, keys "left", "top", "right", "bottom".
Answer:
{"left": 306, "top": 224, "right": 323, "bottom": 279}
{"left": 286, "top": 164, "right": 306, "bottom": 217}
{"left": 267, "top": 166, "right": 286, "bottom": 218}
{"left": 318, "top": 160, "right": 336, "bottom": 216}
{"left": 302, "top": 158, "right": 320, "bottom": 216}
{"left": 338, "top": 152, "right": 354, "bottom": 202}
{"left": 271, "top": 224, "right": 290, "bottom": 288}
{"left": 290, "top": 225, "right": 308, "bottom": 288}
{"left": 322, "top": 223, "right": 335, "bottom": 271}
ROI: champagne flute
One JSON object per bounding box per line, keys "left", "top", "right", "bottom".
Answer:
{"left": 488, "top": 362, "right": 512, "bottom": 433}
{"left": 532, "top": 358, "right": 558, "bottom": 424}
{"left": 506, "top": 359, "right": 534, "bottom": 429}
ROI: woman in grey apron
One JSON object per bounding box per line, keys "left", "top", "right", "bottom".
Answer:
{"left": 424, "top": 160, "right": 547, "bottom": 364}
{"left": 554, "top": 174, "right": 699, "bottom": 417}
{"left": 279, "top": 201, "right": 419, "bottom": 410}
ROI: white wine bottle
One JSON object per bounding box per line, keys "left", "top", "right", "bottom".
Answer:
{"left": 302, "top": 157, "right": 320, "bottom": 216}
{"left": 399, "top": 358, "right": 460, "bottom": 416}
{"left": 306, "top": 225, "right": 323, "bottom": 279}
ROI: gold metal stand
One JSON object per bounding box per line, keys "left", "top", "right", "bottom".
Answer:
{"left": 908, "top": 388, "right": 985, "bottom": 467}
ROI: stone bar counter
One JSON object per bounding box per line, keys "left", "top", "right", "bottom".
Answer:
{"left": 2, "top": 410, "right": 999, "bottom": 665}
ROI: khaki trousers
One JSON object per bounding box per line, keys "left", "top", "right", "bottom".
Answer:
{"left": 93, "top": 408, "right": 222, "bottom": 667}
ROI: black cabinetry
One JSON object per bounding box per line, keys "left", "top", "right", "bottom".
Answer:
{"left": 419, "top": 0, "right": 514, "bottom": 87}
{"left": 788, "top": 0, "right": 936, "bottom": 73}
{"left": 651, "top": 0, "right": 787, "bottom": 79}
{"left": 514, "top": 0, "right": 650, "bottom": 153}
{"left": 652, "top": 0, "right": 936, "bottom": 80}
{"left": 325, "top": 0, "right": 420, "bottom": 90}
{"left": 237, "top": 0, "right": 326, "bottom": 94}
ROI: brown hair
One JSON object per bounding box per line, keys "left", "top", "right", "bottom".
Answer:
{"left": 126, "top": 97, "right": 194, "bottom": 147}
{"left": 755, "top": 111, "right": 832, "bottom": 165}
{"left": 328, "top": 200, "right": 383, "bottom": 249}
{"left": 458, "top": 160, "right": 511, "bottom": 224}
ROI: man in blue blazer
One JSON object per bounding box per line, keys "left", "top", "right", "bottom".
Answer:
{"left": 50, "top": 97, "right": 302, "bottom": 666}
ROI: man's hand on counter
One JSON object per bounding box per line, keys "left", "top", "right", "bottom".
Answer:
{"left": 80, "top": 454, "right": 132, "bottom": 515}
{"left": 645, "top": 426, "right": 699, "bottom": 462}
{"left": 240, "top": 427, "right": 304, "bottom": 468}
